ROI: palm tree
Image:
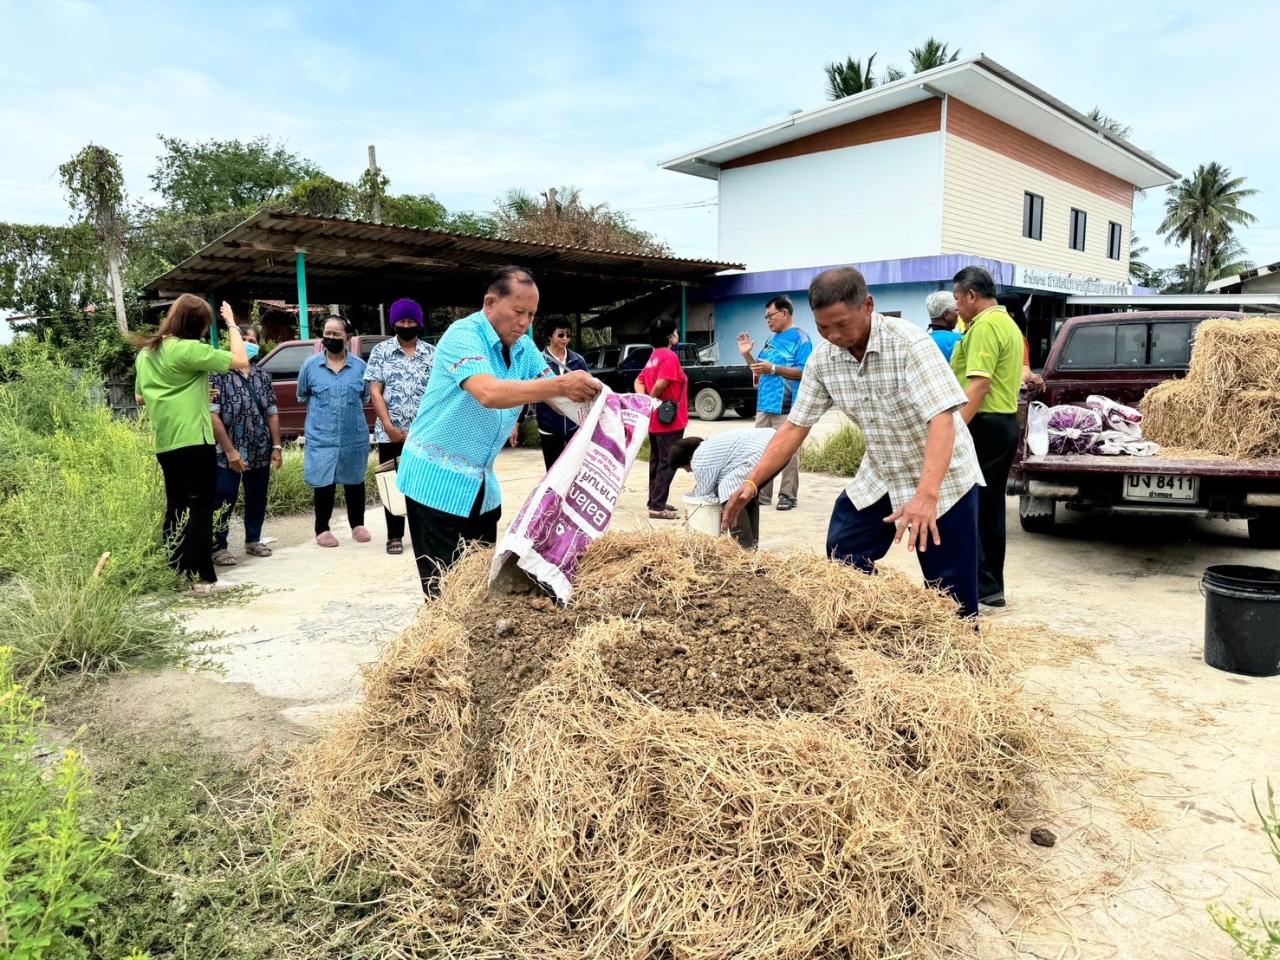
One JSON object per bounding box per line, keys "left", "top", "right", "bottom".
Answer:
{"left": 1158, "top": 162, "right": 1259, "bottom": 291}
{"left": 909, "top": 38, "right": 960, "bottom": 72}
{"left": 1087, "top": 107, "right": 1132, "bottom": 140}
{"left": 1128, "top": 232, "right": 1154, "bottom": 286}
{"left": 825, "top": 55, "right": 879, "bottom": 99}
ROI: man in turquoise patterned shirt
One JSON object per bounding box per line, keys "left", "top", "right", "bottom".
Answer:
{"left": 736, "top": 295, "right": 813, "bottom": 510}
{"left": 396, "top": 266, "right": 601, "bottom": 596}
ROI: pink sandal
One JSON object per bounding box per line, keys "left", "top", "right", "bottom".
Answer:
{"left": 316, "top": 531, "right": 339, "bottom": 547}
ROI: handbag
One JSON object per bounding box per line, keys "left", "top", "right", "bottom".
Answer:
{"left": 657, "top": 398, "right": 678, "bottom": 425}
{"left": 374, "top": 456, "right": 407, "bottom": 517}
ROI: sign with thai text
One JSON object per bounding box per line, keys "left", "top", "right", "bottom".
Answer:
{"left": 1013, "top": 265, "right": 1132, "bottom": 297}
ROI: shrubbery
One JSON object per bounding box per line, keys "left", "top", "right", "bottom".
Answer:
{"left": 800, "top": 423, "right": 866, "bottom": 477}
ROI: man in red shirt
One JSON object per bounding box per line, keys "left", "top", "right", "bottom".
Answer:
{"left": 634, "top": 317, "right": 688, "bottom": 519}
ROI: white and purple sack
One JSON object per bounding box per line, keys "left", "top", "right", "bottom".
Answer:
{"left": 489, "top": 389, "right": 655, "bottom": 602}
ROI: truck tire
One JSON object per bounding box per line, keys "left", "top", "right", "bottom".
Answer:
{"left": 734, "top": 403, "right": 756, "bottom": 419}
{"left": 1018, "top": 494, "right": 1056, "bottom": 534}
{"left": 693, "top": 387, "right": 725, "bottom": 421}
{"left": 1248, "top": 511, "right": 1280, "bottom": 548}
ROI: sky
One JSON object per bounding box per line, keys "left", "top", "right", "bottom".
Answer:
{"left": 1, "top": 0, "right": 1278, "bottom": 274}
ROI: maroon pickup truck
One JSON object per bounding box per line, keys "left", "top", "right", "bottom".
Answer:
{"left": 256, "top": 335, "right": 389, "bottom": 440}
{"left": 1010, "top": 311, "right": 1280, "bottom": 547}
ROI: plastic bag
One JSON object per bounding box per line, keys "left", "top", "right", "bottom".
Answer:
{"left": 1095, "top": 430, "right": 1160, "bottom": 456}
{"left": 1026, "top": 401, "right": 1051, "bottom": 457}
{"left": 1086, "top": 394, "right": 1143, "bottom": 438}
{"left": 490, "top": 389, "right": 655, "bottom": 602}
{"left": 1046, "top": 405, "right": 1103, "bottom": 455}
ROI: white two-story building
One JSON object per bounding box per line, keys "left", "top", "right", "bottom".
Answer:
{"left": 660, "top": 56, "right": 1179, "bottom": 363}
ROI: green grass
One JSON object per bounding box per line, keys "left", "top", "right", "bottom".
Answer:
{"left": 63, "top": 723, "right": 388, "bottom": 959}
{"left": 799, "top": 424, "right": 866, "bottom": 477}
{"left": 0, "top": 342, "right": 191, "bottom": 682}
{"left": 1209, "top": 782, "right": 1280, "bottom": 958}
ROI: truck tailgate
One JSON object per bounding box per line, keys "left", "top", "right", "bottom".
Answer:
{"left": 1022, "top": 454, "right": 1280, "bottom": 479}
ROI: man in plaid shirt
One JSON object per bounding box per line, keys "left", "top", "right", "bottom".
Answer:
{"left": 723, "top": 267, "right": 984, "bottom": 617}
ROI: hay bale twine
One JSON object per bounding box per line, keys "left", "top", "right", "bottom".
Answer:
{"left": 287, "top": 532, "right": 1050, "bottom": 960}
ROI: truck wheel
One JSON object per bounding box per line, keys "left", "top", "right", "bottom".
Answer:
{"left": 1018, "top": 494, "right": 1056, "bottom": 534}
{"left": 694, "top": 387, "right": 725, "bottom": 421}
{"left": 1248, "top": 511, "right": 1280, "bottom": 548}
{"left": 734, "top": 403, "right": 756, "bottom": 419}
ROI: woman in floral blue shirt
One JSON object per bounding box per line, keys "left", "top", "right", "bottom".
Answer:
{"left": 210, "top": 322, "right": 282, "bottom": 565}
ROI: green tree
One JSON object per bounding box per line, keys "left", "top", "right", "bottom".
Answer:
{"left": 285, "top": 173, "right": 356, "bottom": 217}
{"left": 908, "top": 37, "right": 960, "bottom": 72}
{"left": 1158, "top": 162, "right": 1258, "bottom": 292}
{"left": 58, "top": 144, "right": 130, "bottom": 334}
{"left": 1087, "top": 107, "right": 1132, "bottom": 139}
{"left": 1128, "top": 232, "right": 1155, "bottom": 286}
{"left": 825, "top": 54, "right": 880, "bottom": 99}
{"left": 492, "top": 186, "right": 669, "bottom": 255}
{"left": 150, "top": 135, "right": 319, "bottom": 216}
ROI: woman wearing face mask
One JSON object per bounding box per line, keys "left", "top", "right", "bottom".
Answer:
{"left": 209, "top": 319, "right": 284, "bottom": 566}
{"left": 534, "top": 314, "right": 589, "bottom": 471}
{"left": 296, "top": 315, "right": 372, "bottom": 547}
{"left": 365, "top": 298, "right": 434, "bottom": 555}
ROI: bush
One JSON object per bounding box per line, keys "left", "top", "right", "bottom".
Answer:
{"left": 799, "top": 424, "right": 866, "bottom": 476}
{"left": 0, "top": 646, "right": 123, "bottom": 959}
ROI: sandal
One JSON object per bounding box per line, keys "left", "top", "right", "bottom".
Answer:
{"left": 212, "top": 549, "right": 238, "bottom": 567}
{"left": 386, "top": 539, "right": 404, "bottom": 555}
{"left": 245, "top": 542, "right": 272, "bottom": 558}
{"left": 648, "top": 508, "right": 680, "bottom": 520}
{"left": 316, "top": 531, "right": 339, "bottom": 548}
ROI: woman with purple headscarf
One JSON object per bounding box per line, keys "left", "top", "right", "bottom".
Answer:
{"left": 365, "top": 298, "right": 435, "bottom": 554}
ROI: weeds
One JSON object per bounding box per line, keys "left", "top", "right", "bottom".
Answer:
{"left": 1210, "top": 782, "right": 1280, "bottom": 958}
{"left": 0, "top": 343, "right": 188, "bottom": 681}
{"left": 266, "top": 447, "right": 377, "bottom": 517}
{"left": 800, "top": 423, "right": 866, "bottom": 476}
{"left": 0, "top": 647, "right": 124, "bottom": 959}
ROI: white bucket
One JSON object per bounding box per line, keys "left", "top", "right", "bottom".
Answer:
{"left": 683, "top": 495, "right": 722, "bottom": 536}
{"left": 376, "top": 469, "right": 407, "bottom": 517}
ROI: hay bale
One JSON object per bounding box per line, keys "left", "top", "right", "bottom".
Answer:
{"left": 1141, "top": 317, "right": 1280, "bottom": 459}
{"left": 286, "top": 533, "right": 1051, "bottom": 959}
{"left": 1187, "top": 318, "right": 1280, "bottom": 392}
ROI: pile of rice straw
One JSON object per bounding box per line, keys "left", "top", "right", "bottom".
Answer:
{"left": 1142, "top": 317, "right": 1280, "bottom": 459}
{"left": 285, "top": 531, "right": 1052, "bottom": 959}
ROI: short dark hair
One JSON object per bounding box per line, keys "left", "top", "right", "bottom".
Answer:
{"left": 648, "top": 317, "right": 678, "bottom": 348}
{"left": 953, "top": 266, "right": 998, "bottom": 300}
{"left": 765, "top": 295, "right": 794, "bottom": 315}
{"left": 669, "top": 436, "right": 704, "bottom": 472}
{"left": 488, "top": 265, "right": 536, "bottom": 298}
{"left": 238, "top": 322, "right": 262, "bottom": 341}
{"left": 808, "top": 267, "right": 869, "bottom": 311}
{"left": 539, "top": 313, "right": 572, "bottom": 343}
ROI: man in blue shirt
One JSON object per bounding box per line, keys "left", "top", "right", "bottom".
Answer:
{"left": 925, "top": 291, "right": 963, "bottom": 361}
{"left": 736, "top": 295, "right": 812, "bottom": 510}
{"left": 396, "top": 266, "right": 601, "bottom": 595}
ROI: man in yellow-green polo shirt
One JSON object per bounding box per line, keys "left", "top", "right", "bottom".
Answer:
{"left": 949, "top": 266, "right": 1024, "bottom": 609}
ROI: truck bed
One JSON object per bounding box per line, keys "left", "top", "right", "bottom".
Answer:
{"left": 1022, "top": 453, "right": 1280, "bottom": 479}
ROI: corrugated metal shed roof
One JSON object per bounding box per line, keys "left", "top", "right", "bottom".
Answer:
{"left": 143, "top": 210, "right": 742, "bottom": 312}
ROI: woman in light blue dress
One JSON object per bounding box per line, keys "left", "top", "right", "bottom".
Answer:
{"left": 296, "top": 316, "right": 371, "bottom": 547}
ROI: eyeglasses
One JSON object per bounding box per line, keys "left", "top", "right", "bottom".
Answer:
{"left": 764, "top": 310, "right": 786, "bottom": 322}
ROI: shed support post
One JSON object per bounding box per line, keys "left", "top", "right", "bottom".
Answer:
{"left": 680, "top": 285, "right": 688, "bottom": 342}
{"left": 296, "top": 251, "right": 309, "bottom": 339}
{"left": 207, "top": 296, "right": 219, "bottom": 348}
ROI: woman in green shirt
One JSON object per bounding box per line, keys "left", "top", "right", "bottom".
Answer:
{"left": 133, "top": 294, "right": 249, "bottom": 595}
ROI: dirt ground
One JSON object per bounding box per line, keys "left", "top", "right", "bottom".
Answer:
{"left": 98, "top": 435, "right": 1279, "bottom": 959}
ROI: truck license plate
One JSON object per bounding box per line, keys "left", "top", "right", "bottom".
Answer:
{"left": 1123, "top": 473, "right": 1199, "bottom": 502}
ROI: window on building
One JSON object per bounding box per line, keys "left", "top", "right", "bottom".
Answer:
{"left": 1022, "top": 192, "right": 1044, "bottom": 240}
{"left": 1107, "top": 222, "right": 1123, "bottom": 261}
{"left": 1069, "top": 208, "right": 1087, "bottom": 251}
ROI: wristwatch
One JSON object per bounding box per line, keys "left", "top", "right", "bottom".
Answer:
{"left": 769, "top": 362, "right": 776, "bottom": 375}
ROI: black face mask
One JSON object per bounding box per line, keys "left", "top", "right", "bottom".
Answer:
{"left": 322, "top": 336, "right": 345, "bottom": 355}
{"left": 395, "top": 326, "right": 418, "bottom": 342}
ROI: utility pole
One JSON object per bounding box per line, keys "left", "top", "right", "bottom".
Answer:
{"left": 369, "top": 144, "right": 386, "bottom": 335}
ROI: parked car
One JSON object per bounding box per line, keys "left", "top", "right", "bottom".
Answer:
{"left": 583, "top": 343, "right": 757, "bottom": 420}
{"left": 1009, "top": 311, "right": 1280, "bottom": 546}
{"left": 257, "top": 335, "right": 390, "bottom": 440}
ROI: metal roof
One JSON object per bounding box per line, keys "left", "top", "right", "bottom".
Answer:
{"left": 661, "top": 56, "right": 1178, "bottom": 189}
{"left": 1205, "top": 260, "right": 1280, "bottom": 293}
{"left": 142, "top": 210, "right": 742, "bottom": 312}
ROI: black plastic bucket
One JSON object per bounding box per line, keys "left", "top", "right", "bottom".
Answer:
{"left": 1201, "top": 565, "right": 1280, "bottom": 677}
